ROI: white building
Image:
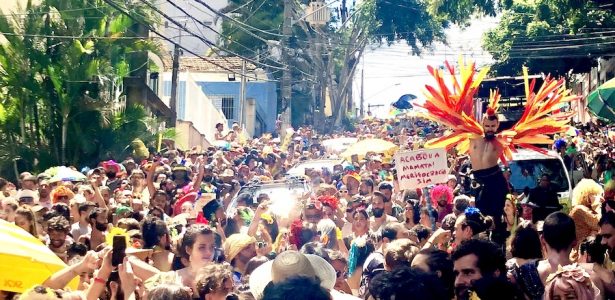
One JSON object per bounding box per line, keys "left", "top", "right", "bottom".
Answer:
{"left": 160, "top": 0, "right": 228, "bottom": 56}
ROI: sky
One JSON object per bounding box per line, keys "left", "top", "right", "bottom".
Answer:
{"left": 352, "top": 16, "right": 500, "bottom": 118}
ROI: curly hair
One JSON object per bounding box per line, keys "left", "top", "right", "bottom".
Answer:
{"left": 572, "top": 179, "right": 603, "bottom": 208}
{"left": 51, "top": 186, "right": 75, "bottom": 204}
{"left": 196, "top": 263, "right": 233, "bottom": 299}
{"left": 47, "top": 216, "right": 70, "bottom": 233}
{"left": 430, "top": 185, "right": 453, "bottom": 207}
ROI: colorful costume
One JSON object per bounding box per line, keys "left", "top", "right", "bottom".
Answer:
{"left": 415, "top": 58, "right": 576, "bottom": 164}
{"left": 415, "top": 58, "right": 576, "bottom": 230}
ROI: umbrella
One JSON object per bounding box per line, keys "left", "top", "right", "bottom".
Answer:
{"left": 587, "top": 77, "right": 615, "bottom": 121}
{"left": 0, "top": 220, "right": 79, "bottom": 293}
{"left": 341, "top": 138, "right": 399, "bottom": 160}
{"left": 391, "top": 94, "right": 416, "bottom": 110}
{"left": 46, "top": 166, "right": 87, "bottom": 183}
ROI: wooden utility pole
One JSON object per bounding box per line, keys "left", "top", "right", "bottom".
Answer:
{"left": 239, "top": 59, "right": 247, "bottom": 126}
{"left": 169, "top": 44, "right": 180, "bottom": 127}
{"left": 281, "top": 0, "right": 293, "bottom": 130}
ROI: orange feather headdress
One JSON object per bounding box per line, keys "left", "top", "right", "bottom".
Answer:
{"left": 414, "top": 58, "right": 577, "bottom": 164}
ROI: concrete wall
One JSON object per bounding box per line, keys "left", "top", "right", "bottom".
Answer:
{"left": 161, "top": 72, "right": 228, "bottom": 145}
{"left": 197, "top": 81, "right": 277, "bottom": 135}
{"left": 162, "top": 71, "right": 278, "bottom": 137}
{"left": 175, "top": 120, "right": 210, "bottom": 150}
{"left": 571, "top": 57, "right": 615, "bottom": 123}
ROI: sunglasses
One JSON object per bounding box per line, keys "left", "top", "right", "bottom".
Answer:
{"left": 305, "top": 214, "right": 322, "bottom": 220}
{"left": 339, "top": 190, "right": 348, "bottom": 194}
{"left": 335, "top": 270, "right": 347, "bottom": 279}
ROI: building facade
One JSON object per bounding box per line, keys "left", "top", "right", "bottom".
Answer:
{"left": 163, "top": 56, "right": 278, "bottom": 138}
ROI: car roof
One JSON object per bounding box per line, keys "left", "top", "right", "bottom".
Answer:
{"left": 510, "top": 149, "right": 561, "bottom": 161}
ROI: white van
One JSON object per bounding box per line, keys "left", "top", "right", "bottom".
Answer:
{"left": 507, "top": 149, "right": 572, "bottom": 211}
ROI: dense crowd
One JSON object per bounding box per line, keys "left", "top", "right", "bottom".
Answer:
{"left": 1, "top": 117, "right": 615, "bottom": 300}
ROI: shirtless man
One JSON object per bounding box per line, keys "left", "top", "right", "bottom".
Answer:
{"left": 468, "top": 112, "right": 508, "bottom": 221}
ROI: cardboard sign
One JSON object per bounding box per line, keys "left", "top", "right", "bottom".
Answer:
{"left": 395, "top": 148, "right": 448, "bottom": 190}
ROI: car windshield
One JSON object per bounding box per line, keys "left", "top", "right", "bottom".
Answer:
{"left": 226, "top": 180, "right": 309, "bottom": 220}
{"left": 508, "top": 158, "right": 569, "bottom": 193}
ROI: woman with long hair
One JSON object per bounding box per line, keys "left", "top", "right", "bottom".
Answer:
{"left": 403, "top": 199, "right": 420, "bottom": 230}
{"left": 569, "top": 179, "right": 603, "bottom": 244}
{"left": 15, "top": 206, "right": 39, "bottom": 238}
{"left": 142, "top": 216, "right": 175, "bottom": 272}
{"left": 131, "top": 224, "right": 218, "bottom": 293}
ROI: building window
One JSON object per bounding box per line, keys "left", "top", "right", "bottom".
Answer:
{"left": 221, "top": 97, "right": 235, "bottom": 120}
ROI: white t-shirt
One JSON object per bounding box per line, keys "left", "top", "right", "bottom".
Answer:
{"left": 70, "top": 222, "right": 91, "bottom": 241}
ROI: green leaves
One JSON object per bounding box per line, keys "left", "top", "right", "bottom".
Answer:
{"left": 482, "top": 0, "right": 615, "bottom": 76}
{"left": 0, "top": 0, "right": 166, "bottom": 171}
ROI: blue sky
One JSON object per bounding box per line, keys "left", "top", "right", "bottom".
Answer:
{"left": 352, "top": 16, "right": 500, "bottom": 118}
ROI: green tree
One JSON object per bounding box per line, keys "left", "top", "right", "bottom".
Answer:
{"left": 220, "top": 0, "right": 501, "bottom": 129}
{"left": 482, "top": 0, "right": 615, "bottom": 77}
{"left": 0, "top": 0, "right": 164, "bottom": 177}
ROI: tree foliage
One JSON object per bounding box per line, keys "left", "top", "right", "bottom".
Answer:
{"left": 0, "top": 0, "right": 166, "bottom": 179}
{"left": 482, "top": 0, "right": 615, "bottom": 76}
{"left": 219, "top": 0, "right": 502, "bottom": 128}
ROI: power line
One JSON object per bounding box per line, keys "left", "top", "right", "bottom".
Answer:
{"left": 163, "top": 0, "right": 280, "bottom": 65}
{"left": 193, "top": 0, "right": 287, "bottom": 38}
{"left": 101, "top": 0, "right": 278, "bottom": 82}
{"left": 137, "top": 0, "right": 289, "bottom": 72}
{"left": 0, "top": 32, "right": 157, "bottom": 40}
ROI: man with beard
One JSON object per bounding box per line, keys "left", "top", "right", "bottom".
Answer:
{"left": 223, "top": 233, "right": 257, "bottom": 284}
{"left": 359, "top": 178, "right": 374, "bottom": 197}
{"left": 88, "top": 208, "right": 108, "bottom": 250}
{"left": 468, "top": 112, "right": 508, "bottom": 244}
{"left": 378, "top": 182, "right": 404, "bottom": 220}
{"left": 451, "top": 239, "right": 506, "bottom": 300}
{"left": 46, "top": 216, "right": 72, "bottom": 262}
{"left": 370, "top": 192, "right": 398, "bottom": 232}
{"left": 37, "top": 180, "right": 52, "bottom": 209}
{"left": 600, "top": 211, "right": 615, "bottom": 261}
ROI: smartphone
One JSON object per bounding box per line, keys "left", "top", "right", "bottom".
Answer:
{"left": 351, "top": 154, "right": 359, "bottom": 164}
{"left": 111, "top": 236, "right": 127, "bottom": 267}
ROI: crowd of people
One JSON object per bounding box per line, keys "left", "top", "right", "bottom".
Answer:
{"left": 0, "top": 116, "right": 615, "bottom": 300}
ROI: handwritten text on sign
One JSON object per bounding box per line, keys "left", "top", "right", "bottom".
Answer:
{"left": 395, "top": 148, "right": 448, "bottom": 189}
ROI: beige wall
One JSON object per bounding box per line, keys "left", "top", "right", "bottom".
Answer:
{"left": 2, "top": 0, "right": 40, "bottom": 13}
{"left": 175, "top": 120, "right": 211, "bottom": 150}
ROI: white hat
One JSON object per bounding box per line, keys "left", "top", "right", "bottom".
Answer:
{"left": 16, "top": 189, "right": 37, "bottom": 203}
{"left": 249, "top": 251, "right": 335, "bottom": 299}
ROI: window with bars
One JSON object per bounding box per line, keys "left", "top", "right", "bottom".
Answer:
{"left": 221, "top": 97, "right": 235, "bottom": 120}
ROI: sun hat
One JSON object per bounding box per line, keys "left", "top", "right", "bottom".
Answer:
{"left": 223, "top": 233, "right": 257, "bottom": 263}
{"left": 249, "top": 251, "right": 336, "bottom": 299}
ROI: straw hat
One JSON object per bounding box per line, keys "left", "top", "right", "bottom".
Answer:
{"left": 223, "top": 233, "right": 257, "bottom": 263}
{"left": 249, "top": 251, "right": 335, "bottom": 299}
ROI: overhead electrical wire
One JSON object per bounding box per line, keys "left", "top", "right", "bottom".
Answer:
{"left": 163, "top": 0, "right": 285, "bottom": 68}
{"left": 135, "top": 0, "right": 288, "bottom": 71}
{"left": 192, "top": 0, "right": 287, "bottom": 38}
{"left": 101, "top": 0, "right": 278, "bottom": 82}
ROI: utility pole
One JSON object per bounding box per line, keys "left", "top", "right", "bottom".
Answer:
{"left": 281, "top": 0, "right": 293, "bottom": 132}
{"left": 360, "top": 66, "right": 364, "bottom": 118}
{"left": 169, "top": 44, "right": 180, "bottom": 127}
{"left": 239, "top": 59, "right": 247, "bottom": 126}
